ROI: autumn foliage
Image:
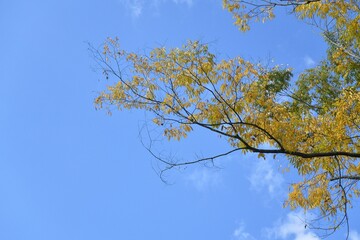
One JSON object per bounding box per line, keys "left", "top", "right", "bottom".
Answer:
{"left": 93, "top": 0, "right": 360, "bottom": 236}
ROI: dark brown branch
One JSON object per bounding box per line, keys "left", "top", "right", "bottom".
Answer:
{"left": 145, "top": 146, "right": 244, "bottom": 167}
{"left": 330, "top": 175, "right": 360, "bottom": 181}
{"left": 243, "top": 147, "right": 360, "bottom": 159}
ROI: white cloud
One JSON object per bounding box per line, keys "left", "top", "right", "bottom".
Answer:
{"left": 186, "top": 168, "right": 221, "bottom": 191}
{"left": 248, "top": 159, "right": 284, "bottom": 197}
{"left": 304, "top": 56, "right": 315, "bottom": 67}
{"left": 119, "top": 0, "right": 143, "bottom": 17}
{"left": 130, "top": 2, "right": 142, "bottom": 17}
{"left": 266, "top": 212, "right": 320, "bottom": 240}
{"left": 172, "top": 0, "right": 193, "bottom": 6}
{"left": 119, "top": 0, "right": 193, "bottom": 17}
{"left": 233, "top": 222, "right": 256, "bottom": 240}
{"left": 350, "top": 230, "right": 360, "bottom": 240}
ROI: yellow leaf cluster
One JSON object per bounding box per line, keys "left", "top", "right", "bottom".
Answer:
{"left": 94, "top": 32, "right": 360, "bottom": 232}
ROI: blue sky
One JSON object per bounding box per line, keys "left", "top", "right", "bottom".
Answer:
{"left": 1, "top": 0, "right": 359, "bottom": 239}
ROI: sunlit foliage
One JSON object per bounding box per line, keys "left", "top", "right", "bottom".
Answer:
{"left": 93, "top": 0, "right": 359, "bottom": 236}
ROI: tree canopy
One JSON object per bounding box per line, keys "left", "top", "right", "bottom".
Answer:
{"left": 93, "top": 0, "right": 360, "bottom": 237}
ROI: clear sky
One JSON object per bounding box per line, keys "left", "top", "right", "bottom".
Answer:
{"left": 1, "top": 0, "right": 359, "bottom": 240}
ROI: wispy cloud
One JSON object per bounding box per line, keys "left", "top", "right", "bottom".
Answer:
{"left": 119, "top": 0, "right": 194, "bottom": 18}
{"left": 130, "top": 1, "right": 142, "bottom": 17}
{"left": 350, "top": 230, "right": 360, "bottom": 240}
{"left": 233, "top": 222, "right": 256, "bottom": 240}
{"left": 186, "top": 168, "right": 221, "bottom": 191}
{"left": 248, "top": 159, "right": 284, "bottom": 198}
{"left": 265, "top": 212, "right": 320, "bottom": 240}
{"left": 119, "top": 0, "right": 143, "bottom": 18}
{"left": 172, "top": 0, "right": 193, "bottom": 6}
{"left": 304, "top": 55, "right": 315, "bottom": 68}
